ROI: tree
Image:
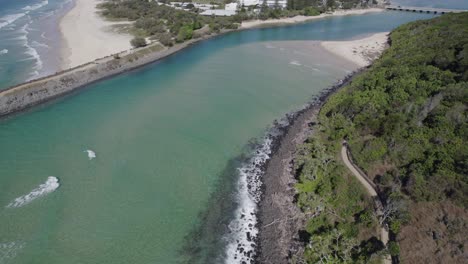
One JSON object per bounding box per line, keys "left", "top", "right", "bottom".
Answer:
{"left": 176, "top": 25, "right": 193, "bottom": 42}
{"left": 157, "top": 33, "right": 174, "bottom": 47}
{"left": 130, "top": 37, "right": 147, "bottom": 48}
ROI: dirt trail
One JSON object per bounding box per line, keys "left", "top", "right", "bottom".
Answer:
{"left": 340, "top": 144, "right": 391, "bottom": 264}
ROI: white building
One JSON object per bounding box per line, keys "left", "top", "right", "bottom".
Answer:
{"left": 239, "top": 0, "right": 286, "bottom": 8}
{"left": 225, "top": 2, "right": 238, "bottom": 11}
{"left": 239, "top": 0, "right": 260, "bottom": 7}
{"left": 200, "top": 9, "right": 236, "bottom": 16}
{"left": 266, "top": 0, "right": 287, "bottom": 8}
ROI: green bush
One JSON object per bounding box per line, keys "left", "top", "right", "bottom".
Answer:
{"left": 176, "top": 25, "right": 193, "bottom": 42}
{"left": 304, "top": 7, "right": 320, "bottom": 16}
{"left": 130, "top": 37, "right": 147, "bottom": 48}
{"left": 388, "top": 241, "right": 400, "bottom": 256}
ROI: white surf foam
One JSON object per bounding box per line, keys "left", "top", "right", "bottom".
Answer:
{"left": 224, "top": 138, "right": 272, "bottom": 264}
{"left": 7, "top": 177, "right": 59, "bottom": 208}
{"left": 0, "top": 49, "right": 8, "bottom": 55}
{"left": 85, "top": 150, "right": 96, "bottom": 160}
{"left": 223, "top": 116, "right": 297, "bottom": 264}
{"left": 22, "top": 0, "right": 49, "bottom": 11}
{"left": 0, "top": 13, "right": 26, "bottom": 30}
{"left": 32, "top": 40, "right": 50, "bottom": 49}
{"left": 18, "top": 23, "right": 43, "bottom": 78}
{"left": 0, "top": 242, "right": 25, "bottom": 263}
{"left": 289, "top": 60, "right": 302, "bottom": 66}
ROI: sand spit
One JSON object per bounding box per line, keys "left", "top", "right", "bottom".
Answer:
{"left": 60, "top": 0, "right": 132, "bottom": 69}
{"left": 321, "top": 32, "right": 390, "bottom": 67}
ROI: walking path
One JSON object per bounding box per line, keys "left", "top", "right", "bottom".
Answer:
{"left": 340, "top": 143, "right": 391, "bottom": 264}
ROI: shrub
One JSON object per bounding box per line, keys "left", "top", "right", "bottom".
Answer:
{"left": 304, "top": 7, "right": 320, "bottom": 16}
{"left": 388, "top": 241, "right": 400, "bottom": 256}
{"left": 157, "top": 33, "right": 174, "bottom": 47}
{"left": 176, "top": 25, "right": 193, "bottom": 42}
{"left": 130, "top": 37, "right": 147, "bottom": 48}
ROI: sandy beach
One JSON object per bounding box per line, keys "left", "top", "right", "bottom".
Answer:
{"left": 60, "top": 0, "right": 132, "bottom": 69}
{"left": 240, "top": 8, "right": 384, "bottom": 29}
{"left": 321, "top": 32, "right": 389, "bottom": 67}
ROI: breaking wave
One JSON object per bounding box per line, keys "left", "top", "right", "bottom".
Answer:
{"left": 0, "top": 241, "right": 25, "bottom": 263}
{"left": 0, "top": 49, "right": 7, "bottom": 55}
{"left": 289, "top": 60, "right": 302, "bottom": 66}
{"left": 0, "top": 13, "right": 26, "bottom": 30}
{"left": 222, "top": 72, "right": 357, "bottom": 264}
{"left": 7, "top": 177, "right": 59, "bottom": 208}
{"left": 22, "top": 0, "right": 49, "bottom": 11}
{"left": 224, "top": 114, "right": 296, "bottom": 264}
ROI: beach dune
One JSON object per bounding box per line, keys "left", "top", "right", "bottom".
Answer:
{"left": 60, "top": 0, "right": 132, "bottom": 69}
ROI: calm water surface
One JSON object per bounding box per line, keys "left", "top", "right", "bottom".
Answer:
{"left": 0, "top": 11, "right": 433, "bottom": 264}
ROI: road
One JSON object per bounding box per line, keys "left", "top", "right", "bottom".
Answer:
{"left": 341, "top": 144, "right": 391, "bottom": 264}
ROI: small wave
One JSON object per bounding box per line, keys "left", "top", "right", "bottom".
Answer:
{"left": 18, "top": 24, "right": 43, "bottom": 76}
{"left": 22, "top": 0, "right": 49, "bottom": 11}
{"left": 0, "top": 13, "right": 27, "bottom": 30}
{"left": 32, "top": 40, "right": 50, "bottom": 49}
{"left": 289, "top": 60, "right": 302, "bottom": 66}
{"left": 85, "top": 150, "right": 96, "bottom": 160}
{"left": 7, "top": 177, "right": 60, "bottom": 208}
{"left": 0, "top": 242, "right": 25, "bottom": 263}
{"left": 265, "top": 44, "right": 275, "bottom": 49}
{"left": 0, "top": 49, "right": 8, "bottom": 55}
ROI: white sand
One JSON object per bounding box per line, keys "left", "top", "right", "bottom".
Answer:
{"left": 321, "top": 32, "right": 389, "bottom": 67}
{"left": 240, "top": 8, "right": 384, "bottom": 29}
{"left": 60, "top": 0, "right": 132, "bottom": 69}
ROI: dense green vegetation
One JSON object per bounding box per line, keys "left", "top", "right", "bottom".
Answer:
{"left": 99, "top": 0, "right": 382, "bottom": 47}
{"left": 98, "top": 0, "right": 241, "bottom": 47}
{"left": 295, "top": 13, "right": 467, "bottom": 263}
{"left": 294, "top": 139, "right": 383, "bottom": 263}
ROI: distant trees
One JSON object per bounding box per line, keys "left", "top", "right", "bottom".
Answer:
{"left": 99, "top": 0, "right": 241, "bottom": 47}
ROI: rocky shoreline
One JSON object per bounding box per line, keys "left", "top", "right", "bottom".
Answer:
{"left": 254, "top": 70, "right": 363, "bottom": 263}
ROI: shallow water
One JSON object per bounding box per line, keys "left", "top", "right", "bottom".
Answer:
{"left": 0, "top": 11, "right": 434, "bottom": 264}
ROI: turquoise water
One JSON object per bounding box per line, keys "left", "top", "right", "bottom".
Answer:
{"left": 0, "top": 0, "right": 71, "bottom": 89}
{"left": 0, "top": 12, "right": 434, "bottom": 264}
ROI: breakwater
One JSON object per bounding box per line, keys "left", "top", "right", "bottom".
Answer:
{"left": 0, "top": 36, "right": 221, "bottom": 117}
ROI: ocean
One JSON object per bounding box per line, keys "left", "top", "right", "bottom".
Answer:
{"left": 0, "top": 0, "right": 72, "bottom": 89}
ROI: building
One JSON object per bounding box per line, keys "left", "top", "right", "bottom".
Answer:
{"left": 225, "top": 2, "right": 238, "bottom": 11}
{"left": 266, "top": 0, "right": 287, "bottom": 8}
{"left": 239, "top": 0, "right": 260, "bottom": 7}
{"left": 200, "top": 9, "right": 236, "bottom": 16}
{"left": 239, "top": 0, "right": 286, "bottom": 8}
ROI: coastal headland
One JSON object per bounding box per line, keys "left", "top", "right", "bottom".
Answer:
{"left": 0, "top": 5, "right": 385, "bottom": 118}
{"left": 256, "top": 34, "right": 389, "bottom": 263}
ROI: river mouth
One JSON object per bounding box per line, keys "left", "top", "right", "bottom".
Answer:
{"left": 0, "top": 12, "right": 435, "bottom": 264}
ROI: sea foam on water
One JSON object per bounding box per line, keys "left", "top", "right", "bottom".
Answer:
{"left": 7, "top": 176, "right": 59, "bottom": 208}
